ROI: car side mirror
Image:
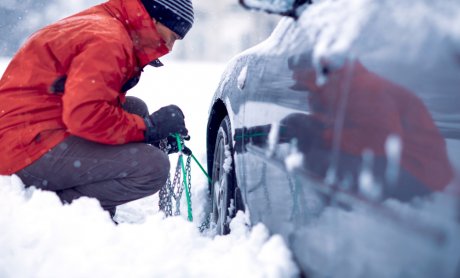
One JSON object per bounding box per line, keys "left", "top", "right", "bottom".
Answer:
{"left": 239, "top": 0, "right": 312, "bottom": 18}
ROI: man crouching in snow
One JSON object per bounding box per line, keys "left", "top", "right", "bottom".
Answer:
{"left": 0, "top": 0, "right": 194, "bottom": 220}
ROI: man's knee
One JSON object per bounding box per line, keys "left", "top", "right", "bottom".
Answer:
{"left": 148, "top": 148, "right": 170, "bottom": 185}
{"left": 135, "top": 146, "right": 170, "bottom": 194}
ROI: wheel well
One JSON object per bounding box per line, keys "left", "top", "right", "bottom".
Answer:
{"left": 207, "top": 99, "right": 246, "bottom": 215}
{"left": 206, "top": 99, "right": 228, "bottom": 183}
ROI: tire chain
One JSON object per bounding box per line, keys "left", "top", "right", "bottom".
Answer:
{"left": 158, "top": 138, "right": 193, "bottom": 219}
{"left": 157, "top": 138, "right": 212, "bottom": 233}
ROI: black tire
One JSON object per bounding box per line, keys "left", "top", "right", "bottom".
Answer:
{"left": 210, "top": 116, "right": 237, "bottom": 235}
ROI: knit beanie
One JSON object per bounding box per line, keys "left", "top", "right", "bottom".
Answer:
{"left": 140, "top": 0, "right": 194, "bottom": 39}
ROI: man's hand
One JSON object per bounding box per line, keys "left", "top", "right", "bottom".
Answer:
{"left": 144, "top": 105, "right": 188, "bottom": 143}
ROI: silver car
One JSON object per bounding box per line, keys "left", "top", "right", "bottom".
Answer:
{"left": 206, "top": 0, "right": 460, "bottom": 276}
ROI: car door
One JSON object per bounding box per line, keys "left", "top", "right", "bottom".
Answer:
{"left": 237, "top": 18, "right": 328, "bottom": 240}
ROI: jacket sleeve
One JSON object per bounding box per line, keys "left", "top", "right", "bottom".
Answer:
{"left": 62, "top": 38, "right": 146, "bottom": 144}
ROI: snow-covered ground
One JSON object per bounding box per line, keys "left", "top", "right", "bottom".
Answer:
{"left": 0, "top": 57, "right": 299, "bottom": 277}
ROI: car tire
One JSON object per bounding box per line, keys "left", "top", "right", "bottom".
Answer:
{"left": 210, "top": 115, "right": 237, "bottom": 235}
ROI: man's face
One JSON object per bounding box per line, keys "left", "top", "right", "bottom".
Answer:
{"left": 153, "top": 20, "right": 181, "bottom": 51}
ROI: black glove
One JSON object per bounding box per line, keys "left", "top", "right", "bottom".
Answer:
{"left": 144, "top": 105, "right": 188, "bottom": 143}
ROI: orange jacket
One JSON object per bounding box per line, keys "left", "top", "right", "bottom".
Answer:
{"left": 0, "top": 0, "right": 169, "bottom": 175}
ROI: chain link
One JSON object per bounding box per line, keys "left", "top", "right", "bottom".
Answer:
{"left": 173, "top": 158, "right": 184, "bottom": 216}
{"left": 186, "top": 155, "right": 192, "bottom": 215}
{"left": 158, "top": 139, "right": 172, "bottom": 217}
{"left": 199, "top": 211, "right": 211, "bottom": 233}
{"left": 158, "top": 176, "right": 172, "bottom": 217}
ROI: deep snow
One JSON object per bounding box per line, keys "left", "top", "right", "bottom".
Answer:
{"left": 0, "top": 58, "right": 299, "bottom": 277}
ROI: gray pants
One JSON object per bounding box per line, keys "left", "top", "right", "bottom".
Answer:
{"left": 16, "top": 97, "right": 169, "bottom": 217}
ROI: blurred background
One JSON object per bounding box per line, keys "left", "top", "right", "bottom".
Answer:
{"left": 0, "top": 0, "right": 280, "bottom": 61}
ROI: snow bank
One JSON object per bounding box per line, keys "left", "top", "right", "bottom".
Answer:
{"left": 0, "top": 175, "right": 298, "bottom": 277}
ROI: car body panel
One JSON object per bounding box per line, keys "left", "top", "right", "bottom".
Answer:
{"left": 207, "top": 0, "right": 460, "bottom": 276}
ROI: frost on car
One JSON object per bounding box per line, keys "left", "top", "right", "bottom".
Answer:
{"left": 206, "top": 0, "right": 460, "bottom": 277}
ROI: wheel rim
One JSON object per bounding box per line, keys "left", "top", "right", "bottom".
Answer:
{"left": 211, "top": 131, "right": 229, "bottom": 234}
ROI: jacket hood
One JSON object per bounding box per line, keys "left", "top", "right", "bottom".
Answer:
{"left": 103, "top": 0, "right": 169, "bottom": 67}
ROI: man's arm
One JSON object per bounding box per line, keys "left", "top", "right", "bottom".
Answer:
{"left": 62, "top": 38, "right": 146, "bottom": 144}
